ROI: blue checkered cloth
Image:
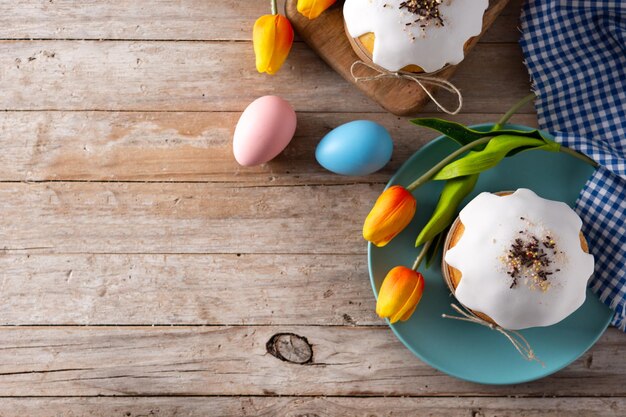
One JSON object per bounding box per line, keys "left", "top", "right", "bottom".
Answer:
{"left": 520, "top": 1, "right": 626, "bottom": 330}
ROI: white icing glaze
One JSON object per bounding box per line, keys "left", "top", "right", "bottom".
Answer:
{"left": 343, "top": 0, "right": 489, "bottom": 72}
{"left": 444, "top": 189, "right": 594, "bottom": 330}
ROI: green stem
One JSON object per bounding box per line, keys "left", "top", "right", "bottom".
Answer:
{"left": 494, "top": 93, "right": 536, "bottom": 130}
{"left": 406, "top": 92, "right": 598, "bottom": 192}
{"left": 560, "top": 145, "right": 599, "bottom": 168}
{"left": 271, "top": 0, "right": 277, "bottom": 15}
{"left": 406, "top": 136, "right": 492, "bottom": 191}
{"left": 412, "top": 239, "right": 433, "bottom": 271}
{"left": 497, "top": 93, "right": 598, "bottom": 168}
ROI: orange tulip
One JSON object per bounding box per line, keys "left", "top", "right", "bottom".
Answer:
{"left": 253, "top": 14, "right": 294, "bottom": 75}
{"left": 377, "top": 266, "right": 425, "bottom": 323}
{"left": 363, "top": 185, "right": 416, "bottom": 247}
{"left": 297, "top": 0, "right": 337, "bottom": 19}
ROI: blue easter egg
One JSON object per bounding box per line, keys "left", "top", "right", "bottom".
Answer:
{"left": 315, "top": 120, "right": 393, "bottom": 176}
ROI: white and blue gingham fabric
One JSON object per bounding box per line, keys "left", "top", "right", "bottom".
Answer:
{"left": 520, "top": 1, "right": 626, "bottom": 330}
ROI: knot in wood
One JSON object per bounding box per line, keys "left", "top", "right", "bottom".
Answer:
{"left": 266, "top": 333, "right": 313, "bottom": 365}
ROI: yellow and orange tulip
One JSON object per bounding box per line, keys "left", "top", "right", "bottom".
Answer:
{"left": 253, "top": 14, "right": 294, "bottom": 75}
{"left": 297, "top": 0, "right": 337, "bottom": 19}
{"left": 363, "top": 185, "right": 416, "bottom": 247}
{"left": 377, "top": 266, "right": 425, "bottom": 323}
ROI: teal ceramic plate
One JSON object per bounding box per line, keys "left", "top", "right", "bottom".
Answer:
{"left": 368, "top": 124, "right": 613, "bottom": 384}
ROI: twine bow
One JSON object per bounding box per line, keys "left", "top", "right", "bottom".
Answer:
{"left": 442, "top": 303, "right": 545, "bottom": 366}
{"left": 349, "top": 60, "right": 463, "bottom": 115}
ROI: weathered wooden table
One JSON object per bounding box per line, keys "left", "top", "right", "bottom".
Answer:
{"left": 0, "top": 1, "right": 622, "bottom": 415}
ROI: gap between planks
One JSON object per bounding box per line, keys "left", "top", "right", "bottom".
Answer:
{"left": 0, "top": 397, "right": 621, "bottom": 417}
{"left": 0, "top": 109, "right": 537, "bottom": 113}
{"left": 0, "top": 39, "right": 521, "bottom": 44}
{"left": 0, "top": 394, "right": 621, "bottom": 398}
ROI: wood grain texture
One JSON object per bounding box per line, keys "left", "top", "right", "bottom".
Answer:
{"left": 0, "top": 182, "right": 374, "bottom": 254}
{"left": 0, "top": 0, "right": 523, "bottom": 43}
{"left": 0, "top": 0, "right": 622, "bottom": 411}
{"left": 0, "top": 396, "right": 621, "bottom": 417}
{"left": 0, "top": 254, "right": 378, "bottom": 325}
{"left": 0, "top": 326, "right": 619, "bottom": 397}
{"left": 0, "top": 111, "right": 537, "bottom": 183}
{"left": 286, "top": 0, "right": 511, "bottom": 115}
{"left": 0, "top": 41, "right": 532, "bottom": 112}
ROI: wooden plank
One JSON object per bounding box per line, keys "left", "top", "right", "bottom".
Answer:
{"left": 0, "top": 182, "right": 375, "bottom": 254}
{"left": 0, "top": 396, "right": 622, "bottom": 417}
{"left": 0, "top": 254, "right": 378, "bottom": 325}
{"left": 0, "top": 0, "right": 523, "bottom": 43}
{"left": 0, "top": 41, "right": 532, "bottom": 113}
{"left": 0, "top": 326, "right": 621, "bottom": 396}
{"left": 0, "top": 112, "right": 537, "bottom": 183}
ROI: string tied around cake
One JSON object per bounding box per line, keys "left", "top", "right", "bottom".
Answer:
{"left": 349, "top": 60, "right": 463, "bottom": 115}
{"left": 442, "top": 303, "right": 545, "bottom": 366}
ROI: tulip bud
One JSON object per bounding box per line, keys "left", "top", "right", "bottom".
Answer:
{"left": 253, "top": 14, "right": 294, "bottom": 75}
{"left": 363, "top": 185, "right": 416, "bottom": 247}
{"left": 297, "top": 0, "right": 337, "bottom": 19}
{"left": 376, "top": 266, "right": 425, "bottom": 323}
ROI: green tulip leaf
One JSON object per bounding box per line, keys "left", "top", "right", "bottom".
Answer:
{"left": 410, "top": 118, "right": 554, "bottom": 152}
{"left": 432, "top": 135, "right": 560, "bottom": 180}
{"left": 415, "top": 174, "right": 478, "bottom": 247}
{"left": 411, "top": 118, "right": 485, "bottom": 147}
{"left": 506, "top": 140, "right": 561, "bottom": 157}
{"left": 424, "top": 227, "right": 449, "bottom": 268}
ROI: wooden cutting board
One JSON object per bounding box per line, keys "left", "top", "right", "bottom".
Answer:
{"left": 285, "top": 0, "right": 511, "bottom": 116}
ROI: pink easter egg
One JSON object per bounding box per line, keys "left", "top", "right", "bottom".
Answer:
{"left": 233, "top": 96, "right": 297, "bottom": 166}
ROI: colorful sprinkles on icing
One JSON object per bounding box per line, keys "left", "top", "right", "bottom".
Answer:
{"left": 399, "top": 0, "right": 445, "bottom": 27}
{"left": 502, "top": 231, "right": 560, "bottom": 292}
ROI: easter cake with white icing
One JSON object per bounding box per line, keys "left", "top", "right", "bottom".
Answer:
{"left": 343, "top": 0, "right": 489, "bottom": 73}
{"left": 442, "top": 189, "right": 594, "bottom": 330}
